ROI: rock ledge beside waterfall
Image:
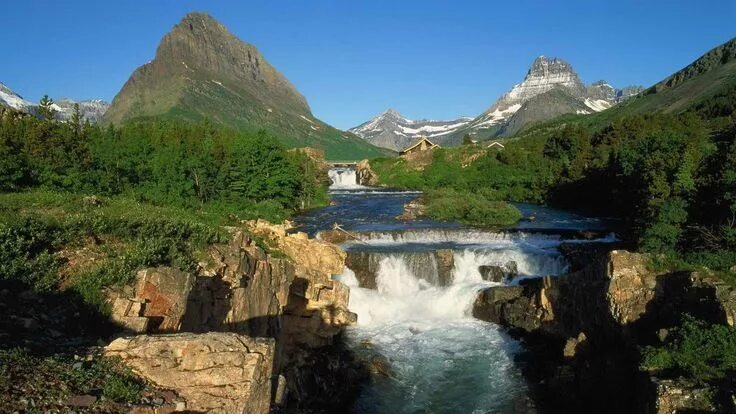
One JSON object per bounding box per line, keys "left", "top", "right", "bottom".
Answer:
{"left": 104, "top": 220, "right": 363, "bottom": 413}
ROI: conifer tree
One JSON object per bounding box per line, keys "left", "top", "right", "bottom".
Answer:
{"left": 38, "top": 95, "right": 56, "bottom": 121}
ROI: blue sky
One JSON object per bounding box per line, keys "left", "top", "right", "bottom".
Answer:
{"left": 3, "top": 0, "right": 735, "bottom": 129}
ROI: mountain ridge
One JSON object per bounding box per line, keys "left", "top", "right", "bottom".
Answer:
{"left": 351, "top": 56, "right": 643, "bottom": 149}
{"left": 0, "top": 81, "right": 110, "bottom": 123}
{"left": 104, "top": 12, "right": 389, "bottom": 160}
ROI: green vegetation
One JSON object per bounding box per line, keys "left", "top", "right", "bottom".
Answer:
{"left": 372, "top": 101, "right": 736, "bottom": 279}
{"left": 0, "top": 191, "right": 225, "bottom": 312}
{"left": 0, "top": 348, "right": 145, "bottom": 411}
{"left": 642, "top": 316, "right": 736, "bottom": 382}
{"left": 424, "top": 189, "right": 522, "bottom": 226}
{"left": 0, "top": 107, "right": 329, "bottom": 220}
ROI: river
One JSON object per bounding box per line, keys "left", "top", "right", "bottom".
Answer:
{"left": 293, "top": 167, "right": 615, "bottom": 413}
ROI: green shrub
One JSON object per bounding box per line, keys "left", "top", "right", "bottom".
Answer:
{"left": 642, "top": 316, "right": 736, "bottom": 382}
{"left": 0, "top": 217, "right": 65, "bottom": 291}
{"left": 424, "top": 189, "right": 522, "bottom": 226}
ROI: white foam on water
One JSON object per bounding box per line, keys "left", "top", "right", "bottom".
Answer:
{"left": 328, "top": 167, "right": 367, "bottom": 190}
{"left": 338, "top": 248, "right": 533, "bottom": 412}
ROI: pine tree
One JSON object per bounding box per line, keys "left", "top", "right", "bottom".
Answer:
{"left": 38, "top": 95, "right": 56, "bottom": 121}
{"left": 70, "top": 103, "right": 82, "bottom": 137}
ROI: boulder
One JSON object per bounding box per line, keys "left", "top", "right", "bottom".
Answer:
{"left": 479, "top": 265, "right": 506, "bottom": 282}
{"left": 355, "top": 159, "right": 379, "bottom": 186}
{"left": 105, "top": 332, "right": 274, "bottom": 414}
{"left": 562, "top": 332, "right": 587, "bottom": 358}
{"left": 396, "top": 198, "right": 426, "bottom": 221}
{"left": 606, "top": 250, "right": 661, "bottom": 325}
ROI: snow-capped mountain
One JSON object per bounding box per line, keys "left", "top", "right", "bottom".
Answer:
{"left": 350, "top": 56, "right": 643, "bottom": 149}
{"left": 53, "top": 98, "right": 110, "bottom": 123}
{"left": 0, "top": 82, "right": 35, "bottom": 112}
{"left": 468, "top": 56, "right": 637, "bottom": 134}
{"left": 349, "top": 109, "right": 472, "bottom": 151}
{"left": 0, "top": 81, "right": 109, "bottom": 123}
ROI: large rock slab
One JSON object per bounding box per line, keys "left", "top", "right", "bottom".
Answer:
{"left": 105, "top": 332, "right": 274, "bottom": 414}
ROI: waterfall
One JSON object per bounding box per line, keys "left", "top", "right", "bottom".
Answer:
{"left": 328, "top": 167, "right": 365, "bottom": 190}
{"left": 336, "top": 255, "right": 528, "bottom": 412}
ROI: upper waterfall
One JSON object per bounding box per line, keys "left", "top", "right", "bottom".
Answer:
{"left": 328, "top": 167, "right": 366, "bottom": 190}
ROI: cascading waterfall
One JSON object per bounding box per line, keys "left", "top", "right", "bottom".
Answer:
{"left": 293, "top": 188, "right": 615, "bottom": 413}
{"left": 328, "top": 167, "right": 365, "bottom": 190}
{"left": 336, "top": 243, "right": 568, "bottom": 412}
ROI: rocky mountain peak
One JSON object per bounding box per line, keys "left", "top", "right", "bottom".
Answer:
{"left": 104, "top": 12, "right": 387, "bottom": 159}
{"left": 527, "top": 56, "right": 577, "bottom": 78}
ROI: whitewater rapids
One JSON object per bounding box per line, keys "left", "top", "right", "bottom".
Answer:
{"left": 336, "top": 249, "right": 541, "bottom": 413}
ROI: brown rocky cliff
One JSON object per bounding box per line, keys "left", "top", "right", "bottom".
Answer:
{"left": 107, "top": 221, "right": 360, "bottom": 412}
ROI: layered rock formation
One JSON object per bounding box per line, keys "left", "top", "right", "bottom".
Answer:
{"left": 106, "top": 333, "right": 275, "bottom": 413}
{"left": 106, "top": 222, "right": 360, "bottom": 412}
{"left": 472, "top": 244, "right": 736, "bottom": 412}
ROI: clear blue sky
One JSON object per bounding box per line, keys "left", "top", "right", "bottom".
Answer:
{"left": 3, "top": 0, "right": 735, "bottom": 129}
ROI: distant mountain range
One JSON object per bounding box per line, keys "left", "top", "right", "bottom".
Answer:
{"left": 350, "top": 56, "right": 643, "bottom": 150}
{"left": 103, "top": 12, "right": 388, "bottom": 160}
{"left": 2, "top": 11, "right": 733, "bottom": 159}
{"left": 0, "top": 81, "right": 109, "bottom": 123}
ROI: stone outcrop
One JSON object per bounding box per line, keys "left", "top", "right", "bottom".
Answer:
{"left": 107, "top": 221, "right": 361, "bottom": 412}
{"left": 106, "top": 333, "right": 274, "bottom": 414}
{"left": 355, "top": 159, "right": 379, "bottom": 186}
{"left": 396, "top": 197, "right": 426, "bottom": 221}
{"left": 345, "top": 249, "right": 455, "bottom": 289}
{"left": 650, "top": 378, "right": 717, "bottom": 414}
{"left": 472, "top": 244, "right": 736, "bottom": 412}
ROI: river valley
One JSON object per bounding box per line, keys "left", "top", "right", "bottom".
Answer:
{"left": 294, "top": 167, "right": 617, "bottom": 413}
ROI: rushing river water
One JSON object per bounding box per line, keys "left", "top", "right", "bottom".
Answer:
{"left": 293, "top": 168, "right": 614, "bottom": 413}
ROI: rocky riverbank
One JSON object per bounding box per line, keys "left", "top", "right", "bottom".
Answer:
{"left": 103, "top": 220, "right": 366, "bottom": 413}
{"left": 472, "top": 243, "right": 736, "bottom": 413}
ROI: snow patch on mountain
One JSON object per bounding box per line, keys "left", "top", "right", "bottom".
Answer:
{"left": 0, "top": 82, "right": 34, "bottom": 111}
{"left": 349, "top": 108, "right": 471, "bottom": 151}
{"left": 0, "top": 81, "right": 109, "bottom": 123}
{"left": 583, "top": 98, "right": 612, "bottom": 112}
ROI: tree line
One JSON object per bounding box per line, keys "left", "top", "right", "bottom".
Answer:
{"left": 0, "top": 104, "right": 328, "bottom": 220}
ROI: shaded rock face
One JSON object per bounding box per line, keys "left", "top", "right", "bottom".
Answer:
{"left": 479, "top": 261, "right": 518, "bottom": 283}
{"left": 345, "top": 249, "right": 455, "bottom": 289}
{"left": 108, "top": 223, "right": 362, "bottom": 412}
{"left": 105, "top": 333, "right": 274, "bottom": 414}
{"left": 472, "top": 244, "right": 736, "bottom": 413}
{"left": 651, "top": 378, "right": 718, "bottom": 414}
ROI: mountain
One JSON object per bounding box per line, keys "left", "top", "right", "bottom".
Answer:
{"left": 461, "top": 56, "right": 640, "bottom": 140}
{"left": 351, "top": 56, "right": 642, "bottom": 150}
{"left": 104, "top": 12, "right": 388, "bottom": 160}
{"left": 613, "top": 37, "right": 736, "bottom": 116}
{"left": 53, "top": 99, "right": 110, "bottom": 123}
{"left": 0, "top": 81, "right": 110, "bottom": 123}
{"left": 0, "top": 82, "right": 34, "bottom": 112}
{"left": 349, "top": 109, "right": 472, "bottom": 151}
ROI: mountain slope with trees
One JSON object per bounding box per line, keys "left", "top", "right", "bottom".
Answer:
{"left": 104, "top": 12, "right": 389, "bottom": 160}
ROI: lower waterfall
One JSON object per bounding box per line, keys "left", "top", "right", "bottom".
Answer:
{"left": 336, "top": 249, "right": 538, "bottom": 412}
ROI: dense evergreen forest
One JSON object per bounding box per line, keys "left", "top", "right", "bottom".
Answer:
{"left": 0, "top": 105, "right": 329, "bottom": 220}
